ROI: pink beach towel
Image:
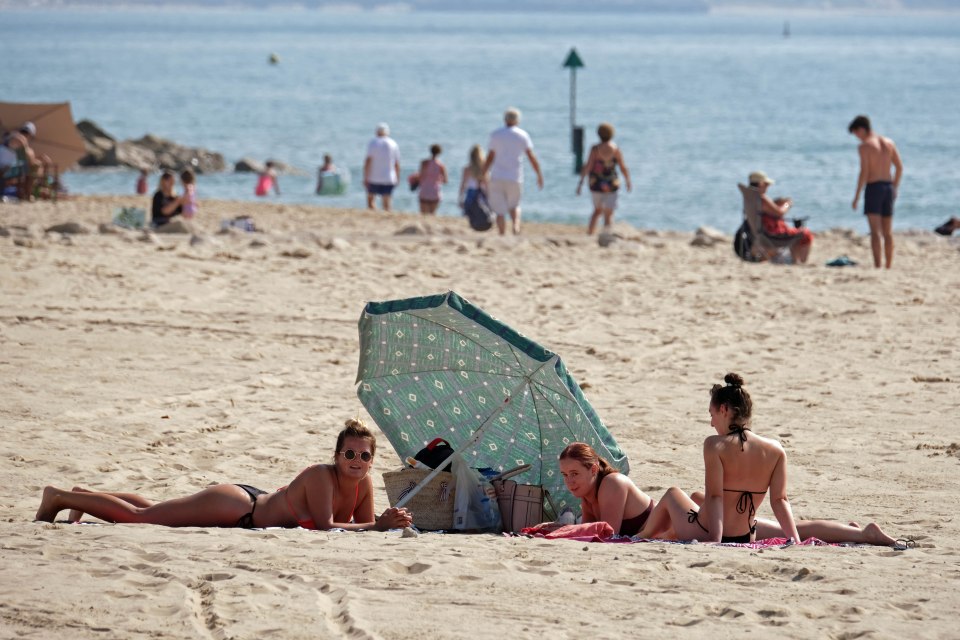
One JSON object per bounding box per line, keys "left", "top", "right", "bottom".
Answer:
{"left": 520, "top": 522, "right": 615, "bottom": 541}
{"left": 514, "top": 526, "right": 862, "bottom": 548}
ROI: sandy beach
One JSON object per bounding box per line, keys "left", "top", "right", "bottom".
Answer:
{"left": 2, "top": 195, "right": 959, "bottom": 639}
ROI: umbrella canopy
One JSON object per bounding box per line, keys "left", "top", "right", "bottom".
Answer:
{"left": 356, "top": 291, "right": 630, "bottom": 516}
{"left": 0, "top": 101, "right": 87, "bottom": 169}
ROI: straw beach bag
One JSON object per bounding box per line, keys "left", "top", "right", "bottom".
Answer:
{"left": 383, "top": 468, "right": 456, "bottom": 531}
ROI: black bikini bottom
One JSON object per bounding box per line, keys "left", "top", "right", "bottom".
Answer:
{"left": 721, "top": 533, "right": 752, "bottom": 544}
{"left": 235, "top": 484, "right": 267, "bottom": 529}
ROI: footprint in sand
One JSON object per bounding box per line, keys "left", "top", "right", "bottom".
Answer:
{"left": 385, "top": 561, "right": 431, "bottom": 575}
{"left": 792, "top": 567, "right": 824, "bottom": 582}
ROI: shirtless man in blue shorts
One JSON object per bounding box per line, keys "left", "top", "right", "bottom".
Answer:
{"left": 849, "top": 115, "right": 903, "bottom": 269}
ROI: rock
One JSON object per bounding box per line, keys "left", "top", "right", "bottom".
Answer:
{"left": 691, "top": 225, "right": 729, "bottom": 247}
{"left": 265, "top": 159, "right": 294, "bottom": 173}
{"left": 45, "top": 222, "right": 92, "bottom": 235}
{"left": 697, "top": 225, "right": 728, "bottom": 241}
{"left": 102, "top": 140, "right": 155, "bottom": 171}
{"left": 154, "top": 219, "right": 192, "bottom": 234}
{"left": 395, "top": 223, "right": 430, "bottom": 236}
{"left": 280, "top": 247, "right": 312, "bottom": 259}
{"left": 234, "top": 157, "right": 265, "bottom": 173}
{"left": 77, "top": 119, "right": 115, "bottom": 143}
{"left": 598, "top": 231, "right": 617, "bottom": 248}
{"left": 76, "top": 120, "right": 225, "bottom": 173}
{"left": 325, "top": 237, "right": 351, "bottom": 251}
{"left": 131, "top": 134, "right": 226, "bottom": 174}
{"left": 189, "top": 234, "right": 218, "bottom": 247}
{"left": 76, "top": 120, "right": 117, "bottom": 167}
{"left": 401, "top": 527, "right": 419, "bottom": 538}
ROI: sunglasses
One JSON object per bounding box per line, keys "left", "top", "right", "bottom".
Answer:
{"left": 341, "top": 449, "right": 373, "bottom": 462}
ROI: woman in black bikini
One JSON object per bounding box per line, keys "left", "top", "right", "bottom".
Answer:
{"left": 638, "top": 373, "right": 801, "bottom": 544}
{"left": 35, "top": 419, "right": 412, "bottom": 532}
{"left": 557, "top": 442, "right": 656, "bottom": 537}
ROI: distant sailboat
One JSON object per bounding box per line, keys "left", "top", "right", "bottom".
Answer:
{"left": 783, "top": 21, "right": 791, "bottom": 38}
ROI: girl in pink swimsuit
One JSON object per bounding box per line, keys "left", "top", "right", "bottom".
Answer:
{"left": 255, "top": 161, "right": 280, "bottom": 197}
{"left": 417, "top": 144, "right": 448, "bottom": 214}
{"left": 35, "top": 419, "right": 412, "bottom": 531}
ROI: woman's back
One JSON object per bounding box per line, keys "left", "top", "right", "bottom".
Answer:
{"left": 708, "top": 429, "right": 785, "bottom": 536}
{"left": 419, "top": 159, "right": 444, "bottom": 200}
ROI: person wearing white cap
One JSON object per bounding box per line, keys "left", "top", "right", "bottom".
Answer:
{"left": 364, "top": 122, "right": 401, "bottom": 211}
{"left": 749, "top": 170, "right": 813, "bottom": 264}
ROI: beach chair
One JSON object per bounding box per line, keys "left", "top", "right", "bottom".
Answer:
{"left": 736, "top": 183, "right": 806, "bottom": 263}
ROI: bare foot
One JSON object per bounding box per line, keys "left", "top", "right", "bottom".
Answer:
{"left": 68, "top": 486, "right": 90, "bottom": 523}
{"left": 862, "top": 522, "right": 897, "bottom": 546}
{"left": 35, "top": 486, "right": 63, "bottom": 522}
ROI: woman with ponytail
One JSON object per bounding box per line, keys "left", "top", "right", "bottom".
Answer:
{"left": 638, "top": 373, "right": 802, "bottom": 544}
{"left": 557, "top": 442, "right": 656, "bottom": 536}
{"left": 35, "top": 418, "right": 413, "bottom": 532}
{"left": 638, "top": 374, "right": 899, "bottom": 545}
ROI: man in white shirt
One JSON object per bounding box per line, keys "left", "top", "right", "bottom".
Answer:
{"left": 482, "top": 107, "right": 544, "bottom": 235}
{"left": 364, "top": 123, "right": 401, "bottom": 211}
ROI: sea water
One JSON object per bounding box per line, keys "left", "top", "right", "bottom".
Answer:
{"left": 3, "top": 8, "right": 959, "bottom": 231}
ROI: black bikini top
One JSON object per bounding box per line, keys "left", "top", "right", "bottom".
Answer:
{"left": 728, "top": 425, "right": 750, "bottom": 450}
{"left": 726, "top": 424, "right": 763, "bottom": 533}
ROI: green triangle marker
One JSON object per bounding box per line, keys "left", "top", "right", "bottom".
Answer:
{"left": 563, "top": 48, "right": 584, "bottom": 69}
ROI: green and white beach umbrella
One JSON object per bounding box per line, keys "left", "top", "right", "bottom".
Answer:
{"left": 356, "top": 291, "right": 630, "bottom": 516}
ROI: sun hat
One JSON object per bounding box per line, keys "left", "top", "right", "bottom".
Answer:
{"left": 749, "top": 170, "right": 774, "bottom": 185}
{"left": 20, "top": 121, "right": 36, "bottom": 136}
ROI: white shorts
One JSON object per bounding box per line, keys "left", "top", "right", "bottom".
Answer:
{"left": 591, "top": 190, "right": 618, "bottom": 211}
{"left": 487, "top": 179, "right": 523, "bottom": 217}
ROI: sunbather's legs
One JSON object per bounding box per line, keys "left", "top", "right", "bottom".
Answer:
{"left": 689, "top": 491, "right": 897, "bottom": 545}
{"left": 36, "top": 484, "right": 253, "bottom": 527}
{"left": 67, "top": 486, "right": 154, "bottom": 523}
{"left": 637, "top": 487, "right": 705, "bottom": 540}
{"left": 753, "top": 518, "right": 897, "bottom": 546}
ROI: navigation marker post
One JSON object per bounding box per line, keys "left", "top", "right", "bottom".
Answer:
{"left": 563, "top": 47, "right": 585, "bottom": 174}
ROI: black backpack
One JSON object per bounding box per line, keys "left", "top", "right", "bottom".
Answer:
{"left": 733, "top": 221, "right": 758, "bottom": 262}
{"left": 463, "top": 189, "right": 495, "bottom": 232}
{"left": 414, "top": 438, "right": 455, "bottom": 469}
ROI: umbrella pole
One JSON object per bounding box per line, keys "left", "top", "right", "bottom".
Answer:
{"left": 394, "top": 359, "right": 557, "bottom": 509}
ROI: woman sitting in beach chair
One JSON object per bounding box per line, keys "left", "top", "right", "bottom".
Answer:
{"left": 35, "top": 419, "right": 413, "bottom": 531}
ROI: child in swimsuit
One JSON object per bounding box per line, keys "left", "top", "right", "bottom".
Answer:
{"left": 255, "top": 161, "right": 280, "bottom": 197}
{"left": 637, "top": 373, "right": 802, "bottom": 544}
{"left": 180, "top": 169, "right": 198, "bottom": 220}
{"left": 547, "top": 442, "right": 655, "bottom": 537}
{"left": 35, "top": 419, "right": 412, "bottom": 531}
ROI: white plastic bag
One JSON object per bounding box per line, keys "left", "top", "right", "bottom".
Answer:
{"left": 451, "top": 455, "right": 501, "bottom": 531}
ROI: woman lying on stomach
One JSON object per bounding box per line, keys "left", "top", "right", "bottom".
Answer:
{"left": 557, "top": 442, "right": 656, "bottom": 537}
{"left": 35, "top": 419, "right": 412, "bottom": 532}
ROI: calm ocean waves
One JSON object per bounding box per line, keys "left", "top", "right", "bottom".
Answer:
{"left": 4, "top": 8, "right": 959, "bottom": 231}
